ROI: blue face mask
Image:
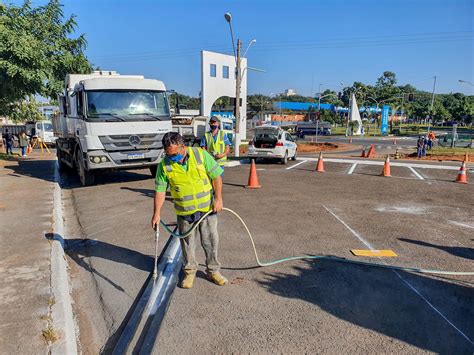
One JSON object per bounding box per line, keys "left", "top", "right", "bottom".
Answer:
{"left": 168, "top": 153, "right": 184, "bottom": 163}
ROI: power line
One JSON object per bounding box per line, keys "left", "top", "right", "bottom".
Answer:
{"left": 91, "top": 35, "right": 472, "bottom": 64}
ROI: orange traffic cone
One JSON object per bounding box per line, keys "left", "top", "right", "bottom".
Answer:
{"left": 366, "top": 144, "right": 376, "bottom": 158}
{"left": 455, "top": 161, "right": 468, "bottom": 184}
{"left": 316, "top": 151, "right": 325, "bottom": 172}
{"left": 26, "top": 144, "right": 32, "bottom": 155}
{"left": 381, "top": 155, "right": 391, "bottom": 177}
{"left": 246, "top": 159, "right": 261, "bottom": 189}
{"left": 361, "top": 147, "right": 366, "bottom": 158}
{"left": 464, "top": 152, "right": 469, "bottom": 163}
{"left": 393, "top": 138, "right": 397, "bottom": 145}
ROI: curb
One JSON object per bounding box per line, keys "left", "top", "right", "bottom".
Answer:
{"left": 50, "top": 162, "right": 78, "bottom": 354}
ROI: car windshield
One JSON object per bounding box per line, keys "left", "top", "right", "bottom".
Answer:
{"left": 222, "top": 122, "right": 233, "bottom": 131}
{"left": 86, "top": 90, "right": 170, "bottom": 121}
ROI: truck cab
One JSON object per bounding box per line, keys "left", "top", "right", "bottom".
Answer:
{"left": 55, "top": 71, "right": 172, "bottom": 186}
{"left": 33, "top": 121, "right": 56, "bottom": 145}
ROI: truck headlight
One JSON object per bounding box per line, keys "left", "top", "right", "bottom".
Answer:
{"left": 90, "top": 156, "right": 108, "bottom": 164}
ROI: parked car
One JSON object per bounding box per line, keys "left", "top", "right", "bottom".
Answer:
{"left": 247, "top": 126, "right": 297, "bottom": 164}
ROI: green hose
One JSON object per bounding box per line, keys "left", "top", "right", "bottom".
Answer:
{"left": 159, "top": 208, "right": 474, "bottom": 276}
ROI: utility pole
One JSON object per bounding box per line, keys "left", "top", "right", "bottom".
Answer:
{"left": 234, "top": 39, "right": 242, "bottom": 157}
{"left": 429, "top": 75, "right": 437, "bottom": 129}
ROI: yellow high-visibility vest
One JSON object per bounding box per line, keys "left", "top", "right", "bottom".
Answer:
{"left": 205, "top": 130, "right": 227, "bottom": 166}
{"left": 162, "top": 147, "right": 213, "bottom": 216}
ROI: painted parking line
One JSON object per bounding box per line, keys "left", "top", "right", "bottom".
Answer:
{"left": 408, "top": 167, "right": 424, "bottom": 180}
{"left": 297, "top": 157, "right": 460, "bottom": 170}
{"left": 322, "top": 205, "right": 473, "bottom": 346}
{"left": 347, "top": 163, "right": 358, "bottom": 175}
{"left": 285, "top": 160, "right": 308, "bottom": 170}
{"left": 449, "top": 220, "right": 474, "bottom": 230}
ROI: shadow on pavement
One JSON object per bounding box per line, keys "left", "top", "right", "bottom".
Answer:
{"left": 3, "top": 158, "right": 56, "bottom": 183}
{"left": 399, "top": 238, "right": 474, "bottom": 261}
{"left": 259, "top": 259, "right": 473, "bottom": 353}
{"left": 45, "top": 233, "right": 153, "bottom": 292}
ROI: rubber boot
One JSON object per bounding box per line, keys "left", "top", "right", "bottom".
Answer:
{"left": 180, "top": 271, "right": 196, "bottom": 289}
{"left": 206, "top": 271, "right": 228, "bottom": 286}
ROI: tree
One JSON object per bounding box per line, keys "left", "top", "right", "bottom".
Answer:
{"left": 9, "top": 96, "right": 44, "bottom": 123}
{"left": 0, "top": 0, "right": 92, "bottom": 116}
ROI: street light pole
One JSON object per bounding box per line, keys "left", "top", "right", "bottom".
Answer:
{"left": 234, "top": 39, "right": 242, "bottom": 157}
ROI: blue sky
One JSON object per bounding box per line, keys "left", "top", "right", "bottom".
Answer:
{"left": 10, "top": 0, "right": 474, "bottom": 96}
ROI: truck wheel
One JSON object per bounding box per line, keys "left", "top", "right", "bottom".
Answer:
{"left": 56, "top": 149, "right": 69, "bottom": 172}
{"left": 281, "top": 151, "right": 288, "bottom": 165}
{"left": 76, "top": 150, "right": 95, "bottom": 186}
{"left": 149, "top": 165, "right": 158, "bottom": 177}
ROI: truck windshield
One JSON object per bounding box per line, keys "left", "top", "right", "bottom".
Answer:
{"left": 86, "top": 91, "right": 170, "bottom": 121}
{"left": 43, "top": 123, "right": 53, "bottom": 131}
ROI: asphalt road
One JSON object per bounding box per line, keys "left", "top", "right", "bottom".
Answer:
{"left": 62, "top": 160, "right": 473, "bottom": 354}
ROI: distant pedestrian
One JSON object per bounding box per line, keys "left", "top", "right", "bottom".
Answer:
{"left": 417, "top": 136, "right": 424, "bottom": 158}
{"left": 427, "top": 131, "right": 435, "bottom": 149}
{"left": 19, "top": 131, "right": 29, "bottom": 157}
{"left": 3, "top": 129, "right": 13, "bottom": 155}
{"left": 422, "top": 135, "right": 428, "bottom": 157}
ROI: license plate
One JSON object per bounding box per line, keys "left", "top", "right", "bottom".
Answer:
{"left": 127, "top": 153, "right": 144, "bottom": 160}
{"left": 261, "top": 144, "right": 273, "bottom": 148}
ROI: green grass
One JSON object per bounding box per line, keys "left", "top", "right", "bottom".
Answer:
{"left": 429, "top": 147, "right": 474, "bottom": 156}
{"left": 0, "top": 152, "right": 18, "bottom": 161}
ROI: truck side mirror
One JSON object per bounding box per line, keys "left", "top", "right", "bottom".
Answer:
{"left": 58, "top": 95, "right": 67, "bottom": 115}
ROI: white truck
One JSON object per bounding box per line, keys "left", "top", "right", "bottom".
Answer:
{"left": 1, "top": 120, "right": 56, "bottom": 146}
{"left": 53, "top": 71, "right": 172, "bottom": 186}
{"left": 171, "top": 113, "right": 234, "bottom": 146}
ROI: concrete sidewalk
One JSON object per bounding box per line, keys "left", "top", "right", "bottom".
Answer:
{"left": 0, "top": 153, "right": 59, "bottom": 353}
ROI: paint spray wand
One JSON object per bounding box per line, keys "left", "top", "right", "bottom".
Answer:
{"left": 153, "top": 226, "right": 159, "bottom": 281}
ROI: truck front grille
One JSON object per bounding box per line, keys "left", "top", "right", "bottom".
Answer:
{"left": 99, "top": 134, "right": 163, "bottom": 151}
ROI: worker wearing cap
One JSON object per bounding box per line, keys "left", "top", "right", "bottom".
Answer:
{"left": 151, "top": 132, "right": 227, "bottom": 289}
{"left": 201, "top": 116, "right": 231, "bottom": 171}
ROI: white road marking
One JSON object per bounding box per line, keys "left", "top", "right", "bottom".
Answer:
{"left": 394, "top": 271, "right": 474, "bottom": 346}
{"left": 409, "top": 166, "right": 424, "bottom": 180}
{"left": 297, "top": 157, "right": 460, "bottom": 170}
{"left": 322, "top": 205, "right": 375, "bottom": 250}
{"left": 286, "top": 160, "right": 308, "bottom": 170}
{"left": 347, "top": 163, "right": 357, "bottom": 175}
{"left": 449, "top": 221, "right": 474, "bottom": 229}
{"left": 324, "top": 204, "right": 473, "bottom": 346}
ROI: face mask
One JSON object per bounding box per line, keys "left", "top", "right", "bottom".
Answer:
{"left": 167, "top": 147, "right": 185, "bottom": 162}
{"left": 210, "top": 125, "right": 219, "bottom": 131}
{"left": 168, "top": 152, "right": 184, "bottom": 163}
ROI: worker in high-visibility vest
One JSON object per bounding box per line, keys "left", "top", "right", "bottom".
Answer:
{"left": 201, "top": 115, "right": 231, "bottom": 171}
{"left": 151, "top": 132, "right": 227, "bottom": 289}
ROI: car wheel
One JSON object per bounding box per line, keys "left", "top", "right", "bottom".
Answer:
{"left": 76, "top": 149, "right": 95, "bottom": 186}
{"left": 281, "top": 151, "right": 288, "bottom": 165}
{"left": 292, "top": 149, "right": 297, "bottom": 161}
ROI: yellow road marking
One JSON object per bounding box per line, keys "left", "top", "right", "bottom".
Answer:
{"left": 351, "top": 249, "right": 397, "bottom": 257}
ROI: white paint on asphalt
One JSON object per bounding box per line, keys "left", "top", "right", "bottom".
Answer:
{"left": 51, "top": 162, "right": 78, "bottom": 355}
{"left": 449, "top": 220, "right": 474, "bottom": 229}
{"left": 324, "top": 204, "right": 473, "bottom": 347}
{"left": 374, "top": 205, "right": 427, "bottom": 215}
{"left": 394, "top": 271, "right": 474, "bottom": 346}
{"left": 297, "top": 157, "right": 460, "bottom": 170}
{"left": 322, "top": 205, "right": 375, "bottom": 250}
{"left": 347, "top": 163, "right": 357, "bottom": 175}
{"left": 409, "top": 167, "right": 424, "bottom": 180}
{"left": 286, "top": 160, "right": 308, "bottom": 170}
